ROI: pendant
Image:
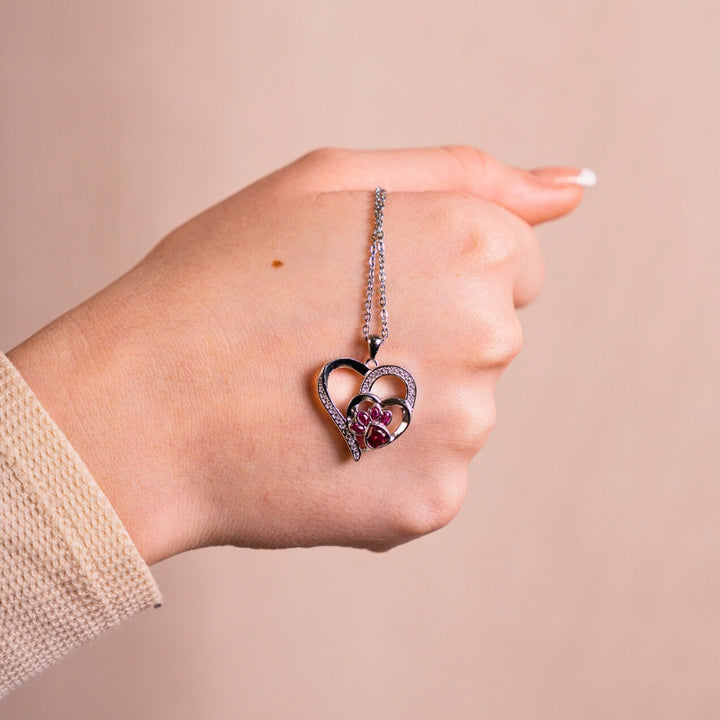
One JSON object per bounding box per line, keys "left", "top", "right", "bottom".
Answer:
{"left": 317, "top": 357, "right": 416, "bottom": 461}
{"left": 317, "top": 189, "right": 413, "bottom": 460}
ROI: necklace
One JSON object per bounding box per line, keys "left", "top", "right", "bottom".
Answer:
{"left": 317, "top": 188, "right": 417, "bottom": 460}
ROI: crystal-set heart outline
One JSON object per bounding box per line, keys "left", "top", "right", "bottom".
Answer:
{"left": 317, "top": 358, "right": 417, "bottom": 461}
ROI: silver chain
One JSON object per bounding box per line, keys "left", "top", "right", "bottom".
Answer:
{"left": 362, "top": 188, "right": 389, "bottom": 348}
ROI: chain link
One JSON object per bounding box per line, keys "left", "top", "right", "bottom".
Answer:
{"left": 362, "top": 187, "right": 389, "bottom": 345}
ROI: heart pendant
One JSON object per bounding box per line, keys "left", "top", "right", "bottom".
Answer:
{"left": 317, "top": 358, "right": 417, "bottom": 461}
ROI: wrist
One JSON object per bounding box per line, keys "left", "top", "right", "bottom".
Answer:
{"left": 7, "top": 301, "right": 190, "bottom": 565}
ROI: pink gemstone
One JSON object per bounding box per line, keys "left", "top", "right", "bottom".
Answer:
{"left": 350, "top": 422, "right": 365, "bottom": 435}
{"left": 357, "top": 410, "right": 371, "bottom": 426}
{"left": 380, "top": 410, "right": 393, "bottom": 426}
{"left": 369, "top": 405, "right": 381, "bottom": 421}
{"left": 366, "top": 425, "right": 390, "bottom": 449}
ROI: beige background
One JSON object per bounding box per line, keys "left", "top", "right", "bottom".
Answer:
{"left": 2, "top": 1, "right": 719, "bottom": 718}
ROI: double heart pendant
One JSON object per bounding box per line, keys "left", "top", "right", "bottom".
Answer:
{"left": 317, "top": 357, "right": 417, "bottom": 461}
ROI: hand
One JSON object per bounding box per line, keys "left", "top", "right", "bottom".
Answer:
{"left": 8, "top": 147, "right": 587, "bottom": 562}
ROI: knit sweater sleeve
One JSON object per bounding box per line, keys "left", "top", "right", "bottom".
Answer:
{"left": 0, "top": 352, "right": 161, "bottom": 699}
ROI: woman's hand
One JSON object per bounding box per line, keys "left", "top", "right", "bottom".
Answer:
{"left": 8, "top": 147, "right": 588, "bottom": 563}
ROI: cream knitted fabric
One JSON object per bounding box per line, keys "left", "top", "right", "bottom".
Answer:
{"left": 0, "top": 352, "right": 161, "bottom": 699}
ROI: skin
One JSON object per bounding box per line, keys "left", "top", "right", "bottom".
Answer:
{"left": 7, "top": 146, "right": 585, "bottom": 564}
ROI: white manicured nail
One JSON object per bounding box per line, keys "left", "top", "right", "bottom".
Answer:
{"left": 557, "top": 168, "right": 597, "bottom": 188}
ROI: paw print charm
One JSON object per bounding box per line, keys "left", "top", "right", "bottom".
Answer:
{"left": 348, "top": 402, "right": 395, "bottom": 449}
{"left": 345, "top": 389, "right": 412, "bottom": 455}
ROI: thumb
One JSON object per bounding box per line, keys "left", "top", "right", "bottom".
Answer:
{"left": 288, "top": 146, "right": 596, "bottom": 226}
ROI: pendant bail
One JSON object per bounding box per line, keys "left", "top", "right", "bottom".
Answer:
{"left": 367, "top": 334, "right": 383, "bottom": 366}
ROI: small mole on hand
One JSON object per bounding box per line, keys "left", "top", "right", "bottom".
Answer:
{"left": 272, "top": 260, "right": 284, "bottom": 268}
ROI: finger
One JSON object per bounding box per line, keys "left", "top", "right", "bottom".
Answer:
{"left": 485, "top": 202, "right": 545, "bottom": 308}
{"left": 513, "top": 225, "right": 545, "bottom": 308}
{"left": 389, "top": 192, "right": 544, "bottom": 310}
{"left": 289, "top": 146, "right": 592, "bottom": 226}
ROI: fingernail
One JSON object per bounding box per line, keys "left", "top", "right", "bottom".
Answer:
{"left": 530, "top": 167, "right": 598, "bottom": 188}
{"left": 553, "top": 168, "right": 598, "bottom": 188}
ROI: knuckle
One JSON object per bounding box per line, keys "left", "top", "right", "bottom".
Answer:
{"left": 394, "top": 467, "right": 469, "bottom": 539}
{"left": 440, "top": 145, "right": 490, "bottom": 178}
{"left": 451, "top": 202, "right": 521, "bottom": 269}
{"left": 480, "top": 314, "right": 524, "bottom": 367}
{"left": 424, "top": 472, "right": 469, "bottom": 531}
{"left": 451, "top": 395, "right": 498, "bottom": 451}
{"left": 455, "top": 208, "right": 487, "bottom": 258}
{"left": 298, "top": 146, "right": 348, "bottom": 170}
{"left": 366, "top": 539, "right": 398, "bottom": 554}
{"left": 428, "top": 195, "right": 492, "bottom": 259}
{"left": 425, "top": 388, "right": 497, "bottom": 454}
{"left": 426, "top": 194, "right": 522, "bottom": 272}
{"left": 478, "top": 214, "right": 521, "bottom": 268}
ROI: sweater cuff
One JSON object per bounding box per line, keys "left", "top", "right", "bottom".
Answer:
{"left": 0, "top": 352, "right": 162, "bottom": 699}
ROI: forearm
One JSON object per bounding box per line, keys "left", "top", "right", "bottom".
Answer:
{"left": 0, "top": 352, "right": 161, "bottom": 699}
